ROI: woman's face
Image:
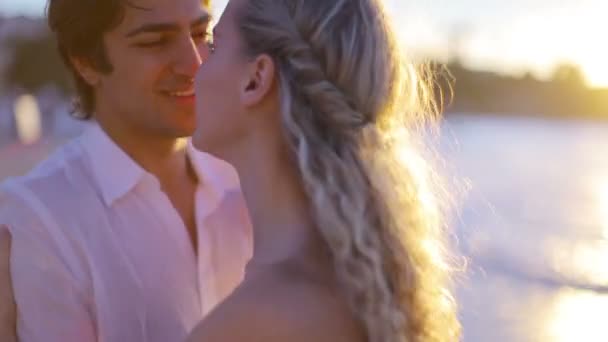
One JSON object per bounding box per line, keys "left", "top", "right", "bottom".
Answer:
{"left": 192, "top": 0, "right": 251, "bottom": 159}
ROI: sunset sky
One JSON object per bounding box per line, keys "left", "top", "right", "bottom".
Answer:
{"left": 1, "top": 0, "right": 605, "bottom": 88}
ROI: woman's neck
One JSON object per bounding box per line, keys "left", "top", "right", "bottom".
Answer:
{"left": 232, "top": 141, "right": 320, "bottom": 266}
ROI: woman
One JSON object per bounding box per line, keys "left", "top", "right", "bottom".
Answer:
{"left": 189, "top": 0, "right": 460, "bottom": 340}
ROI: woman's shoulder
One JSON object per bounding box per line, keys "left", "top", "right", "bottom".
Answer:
{"left": 187, "top": 261, "right": 365, "bottom": 342}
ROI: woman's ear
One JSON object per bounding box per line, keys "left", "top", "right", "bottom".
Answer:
{"left": 70, "top": 56, "right": 102, "bottom": 87}
{"left": 240, "top": 54, "right": 276, "bottom": 107}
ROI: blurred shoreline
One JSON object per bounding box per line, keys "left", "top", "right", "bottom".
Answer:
{"left": 436, "top": 61, "right": 608, "bottom": 120}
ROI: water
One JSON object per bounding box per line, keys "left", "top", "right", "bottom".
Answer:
{"left": 444, "top": 114, "right": 608, "bottom": 341}
{"left": 1, "top": 113, "right": 607, "bottom": 341}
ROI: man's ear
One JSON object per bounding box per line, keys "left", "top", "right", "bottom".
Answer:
{"left": 70, "top": 56, "right": 102, "bottom": 87}
{"left": 240, "top": 54, "right": 276, "bottom": 107}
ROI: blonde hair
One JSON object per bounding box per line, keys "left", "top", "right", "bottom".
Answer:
{"left": 237, "top": 0, "right": 460, "bottom": 340}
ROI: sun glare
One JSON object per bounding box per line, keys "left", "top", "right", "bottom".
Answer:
{"left": 500, "top": 2, "right": 608, "bottom": 88}
{"left": 570, "top": 2, "right": 608, "bottom": 88}
{"left": 392, "top": 1, "right": 608, "bottom": 88}
{"left": 545, "top": 290, "right": 608, "bottom": 342}
{"left": 580, "top": 51, "right": 608, "bottom": 89}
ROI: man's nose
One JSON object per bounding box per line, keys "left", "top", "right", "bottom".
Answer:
{"left": 172, "top": 35, "right": 203, "bottom": 78}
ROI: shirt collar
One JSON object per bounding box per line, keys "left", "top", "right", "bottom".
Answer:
{"left": 186, "top": 139, "right": 240, "bottom": 195}
{"left": 81, "top": 122, "right": 241, "bottom": 206}
{"left": 80, "top": 122, "right": 147, "bottom": 206}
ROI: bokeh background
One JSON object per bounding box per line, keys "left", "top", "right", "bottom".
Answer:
{"left": 1, "top": 1, "right": 607, "bottom": 341}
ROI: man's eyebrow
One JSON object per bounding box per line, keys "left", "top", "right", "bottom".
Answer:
{"left": 125, "top": 13, "right": 211, "bottom": 37}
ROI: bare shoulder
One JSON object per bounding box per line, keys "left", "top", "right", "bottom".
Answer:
{"left": 188, "top": 263, "right": 365, "bottom": 342}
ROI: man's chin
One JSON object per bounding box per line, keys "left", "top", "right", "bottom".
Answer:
{"left": 164, "top": 110, "right": 197, "bottom": 136}
{"left": 173, "top": 124, "right": 196, "bottom": 138}
{"left": 153, "top": 119, "right": 196, "bottom": 140}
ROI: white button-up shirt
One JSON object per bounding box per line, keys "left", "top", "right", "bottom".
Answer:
{"left": 0, "top": 123, "right": 252, "bottom": 342}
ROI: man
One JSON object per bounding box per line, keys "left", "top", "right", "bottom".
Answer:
{"left": 0, "top": 0, "right": 252, "bottom": 341}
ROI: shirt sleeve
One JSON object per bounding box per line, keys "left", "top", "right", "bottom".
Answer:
{"left": 0, "top": 184, "right": 97, "bottom": 342}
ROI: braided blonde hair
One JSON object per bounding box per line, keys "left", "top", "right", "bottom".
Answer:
{"left": 237, "top": 0, "right": 460, "bottom": 340}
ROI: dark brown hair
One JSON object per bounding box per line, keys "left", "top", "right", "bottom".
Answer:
{"left": 47, "top": 0, "right": 210, "bottom": 119}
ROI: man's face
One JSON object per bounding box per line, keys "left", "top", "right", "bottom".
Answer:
{"left": 95, "top": 0, "right": 211, "bottom": 139}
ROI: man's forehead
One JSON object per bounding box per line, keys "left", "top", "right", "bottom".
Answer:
{"left": 119, "top": 0, "right": 210, "bottom": 29}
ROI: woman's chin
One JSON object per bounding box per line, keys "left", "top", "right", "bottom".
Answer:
{"left": 191, "top": 129, "right": 207, "bottom": 152}
{"left": 191, "top": 134, "right": 225, "bottom": 160}
{"left": 192, "top": 128, "right": 214, "bottom": 153}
